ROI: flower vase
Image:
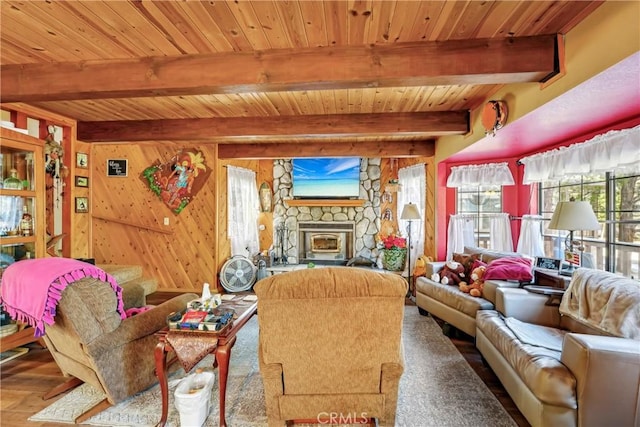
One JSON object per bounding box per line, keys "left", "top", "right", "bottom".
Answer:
{"left": 383, "top": 248, "right": 407, "bottom": 271}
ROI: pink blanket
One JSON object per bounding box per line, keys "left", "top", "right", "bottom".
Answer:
{"left": 0, "top": 258, "right": 125, "bottom": 337}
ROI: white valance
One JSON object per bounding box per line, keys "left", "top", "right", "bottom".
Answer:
{"left": 520, "top": 125, "right": 640, "bottom": 184}
{"left": 446, "top": 162, "right": 515, "bottom": 187}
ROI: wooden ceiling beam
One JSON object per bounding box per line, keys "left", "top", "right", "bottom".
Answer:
{"left": 77, "top": 111, "right": 468, "bottom": 142}
{"left": 218, "top": 141, "right": 434, "bottom": 159}
{"left": 2, "top": 35, "right": 559, "bottom": 102}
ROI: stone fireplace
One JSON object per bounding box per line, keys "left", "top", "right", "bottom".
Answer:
{"left": 298, "top": 221, "right": 355, "bottom": 265}
{"left": 271, "top": 158, "right": 382, "bottom": 265}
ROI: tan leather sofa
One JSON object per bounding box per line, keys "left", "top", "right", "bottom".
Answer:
{"left": 476, "top": 268, "right": 640, "bottom": 427}
{"left": 415, "top": 246, "right": 526, "bottom": 337}
{"left": 255, "top": 267, "right": 407, "bottom": 427}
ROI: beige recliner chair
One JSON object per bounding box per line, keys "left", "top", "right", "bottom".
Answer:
{"left": 254, "top": 267, "right": 407, "bottom": 427}
{"left": 43, "top": 276, "right": 197, "bottom": 422}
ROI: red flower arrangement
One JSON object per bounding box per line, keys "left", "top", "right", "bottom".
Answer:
{"left": 381, "top": 234, "right": 407, "bottom": 250}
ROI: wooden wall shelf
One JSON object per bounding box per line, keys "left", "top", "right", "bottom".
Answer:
{"left": 285, "top": 199, "right": 365, "bottom": 207}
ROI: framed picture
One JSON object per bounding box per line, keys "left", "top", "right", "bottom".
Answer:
{"left": 107, "top": 159, "right": 128, "bottom": 177}
{"left": 564, "top": 250, "right": 581, "bottom": 266}
{"left": 75, "top": 197, "right": 89, "bottom": 213}
{"left": 534, "top": 257, "right": 562, "bottom": 271}
{"left": 76, "top": 152, "right": 88, "bottom": 169}
{"left": 75, "top": 176, "right": 89, "bottom": 188}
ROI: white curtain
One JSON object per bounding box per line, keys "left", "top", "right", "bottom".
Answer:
{"left": 446, "top": 214, "right": 476, "bottom": 260}
{"left": 447, "top": 162, "right": 515, "bottom": 187}
{"left": 0, "top": 196, "right": 24, "bottom": 233}
{"left": 447, "top": 213, "right": 514, "bottom": 259}
{"left": 520, "top": 125, "right": 640, "bottom": 183}
{"left": 398, "top": 164, "right": 426, "bottom": 276}
{"left": 227, "top": 166, "right": 260, "bottom": 257}
{"left": 516, "top": 215, "right": 545, "bottom": 257}
{"left": 489, "top": 213, "right": 513, "bottom": 252}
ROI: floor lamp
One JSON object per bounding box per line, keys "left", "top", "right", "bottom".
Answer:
{"left": 401, "top": 203, "right": 421, "bottom": 296}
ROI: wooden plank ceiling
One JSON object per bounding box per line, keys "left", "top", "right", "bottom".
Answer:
{"left": 0, "top": 1, "right": 602, "bottom": 157}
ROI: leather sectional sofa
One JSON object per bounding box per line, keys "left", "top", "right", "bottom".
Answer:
{"left": 476, "top": 268, "right": 640, "bottom": 427}
{"left": 415, "top": 246, "right": 528, "bottom": 337}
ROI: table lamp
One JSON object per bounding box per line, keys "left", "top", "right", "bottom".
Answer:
{"left": 548, "top": 198, "right": 600, "bottom": 273}
{"left": 400, "top": 203, "right": 421, "bottom": 296}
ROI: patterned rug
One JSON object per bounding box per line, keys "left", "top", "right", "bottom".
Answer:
{"left": 29, "top": 308, "right": 517, "bottom": 427}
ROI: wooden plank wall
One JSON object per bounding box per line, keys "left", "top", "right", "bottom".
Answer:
{"left": 78, "top": 143, "right": 436, "bottom": 293}
{"left": 92, "top": 144, "right": 259, "bottom": 292}
{"left": 71, "top": 140, "right": 91, "bottom": 258}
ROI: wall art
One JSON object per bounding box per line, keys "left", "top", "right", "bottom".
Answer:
{"left": 141, "top": 150, "right": 211, "bottom": 214}
{"left": 107, "top": 159, "right": 128, "bottom": 177}
{"left": 75, "top": 176, "right": 89, "bottom": 188}
{"left": 75, "top": 197, "right": 89, "bottom": 213}
{"left": 76, "top": 152, "right": 88, "bottom": 169}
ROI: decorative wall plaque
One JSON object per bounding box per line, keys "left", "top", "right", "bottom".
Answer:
{"left": 107, "top": 159, "right": 128, "bottom": 177}
{"left": 141, "top": 150, "right": 211, "bottom": 214}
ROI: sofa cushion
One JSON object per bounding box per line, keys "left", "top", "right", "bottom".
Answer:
{"left": 476, "top": 310, "right": 577, "bottom": 409}
{"left": 504, "top": 317, "right": 564, "bottom": 351}
{"left": 482, "top": 279, "right": 521, "bottom": 304}
{"left": 416, "top": 277, "right": 493, "bottom": 318}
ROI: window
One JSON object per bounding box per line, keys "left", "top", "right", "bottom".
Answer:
{"left": 227, "top": 166, "right": 260, "bottom": 257}
{"left": 539, "top": 171, "right": 639, "bottom": 278}
{"left": 456, "top": 185, "right": 502, "bottom": 248}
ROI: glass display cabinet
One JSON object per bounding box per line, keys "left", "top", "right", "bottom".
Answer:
{"left": 0, "top": 127, "right": 45, "bottom": 276}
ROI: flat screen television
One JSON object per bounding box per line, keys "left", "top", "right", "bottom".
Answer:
{"left": 292, "top": 157, "right": 361, "bottom": 199}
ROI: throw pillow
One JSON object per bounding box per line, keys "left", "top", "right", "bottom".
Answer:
{"left": 484, "top": 257, "right": 533, "bottom": 282}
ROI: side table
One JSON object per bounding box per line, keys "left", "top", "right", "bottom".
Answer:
{"left": 534, "top": 268, "right": 572, "bottom": 289}
{"left": 154, "top": 295, "right": 257, "bottom": 427}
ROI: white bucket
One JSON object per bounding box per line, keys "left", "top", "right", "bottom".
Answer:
{"left": 174, "top": 370, "right": 215, "bottom": 427}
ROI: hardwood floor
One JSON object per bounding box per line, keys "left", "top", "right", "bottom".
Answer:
{"left": 428, "top": 317, "right": 531, "bottom": 427}
{"left": 0, "top": 293, "right": 529, "bottom": 427}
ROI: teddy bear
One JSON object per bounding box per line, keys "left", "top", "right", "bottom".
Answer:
{"left": 413, "top": 255, "right": 433, "bottom": 278}
{"left": 431, "top": 260, "right": 467, "bottom": 286}
{"left": 459, "top": 264, "right": 486, "bottom": 297}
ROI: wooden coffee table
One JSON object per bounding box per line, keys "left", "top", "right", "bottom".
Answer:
{"left": 154, "top": 294, "right": 258, "bottom": 427}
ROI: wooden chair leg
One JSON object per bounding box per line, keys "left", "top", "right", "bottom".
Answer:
{"left": 74, "top": 398, "right": 111, "bottom": 423}
{"left": 43, "top": 376, "right": 83, "bottom": 400}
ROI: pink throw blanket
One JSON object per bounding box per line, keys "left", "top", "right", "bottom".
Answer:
{"left": 0, "top": 258, "right": 125, "bottom": 337}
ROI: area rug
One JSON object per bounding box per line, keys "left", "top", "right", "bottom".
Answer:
{"left": 29, "top": 308, "right": 517, "bottom": 427}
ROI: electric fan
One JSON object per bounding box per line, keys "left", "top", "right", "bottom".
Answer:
{"left": 219, "top": 255, "right": 257, "bottom": 292}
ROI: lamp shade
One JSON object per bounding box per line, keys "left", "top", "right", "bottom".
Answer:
{"left": 400, "top": 203, "right": 421, "bottom": 220}
{"left": 548, "top": 200, "right": 600, "bottom": 231}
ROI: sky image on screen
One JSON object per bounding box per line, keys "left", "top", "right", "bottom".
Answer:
{"left": 292, "top": 157, "right": 361, "bottom": 198}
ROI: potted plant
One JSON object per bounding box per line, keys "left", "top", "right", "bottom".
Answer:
{"left": 379, "top": 233, "right": 407, "bottom": 271}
